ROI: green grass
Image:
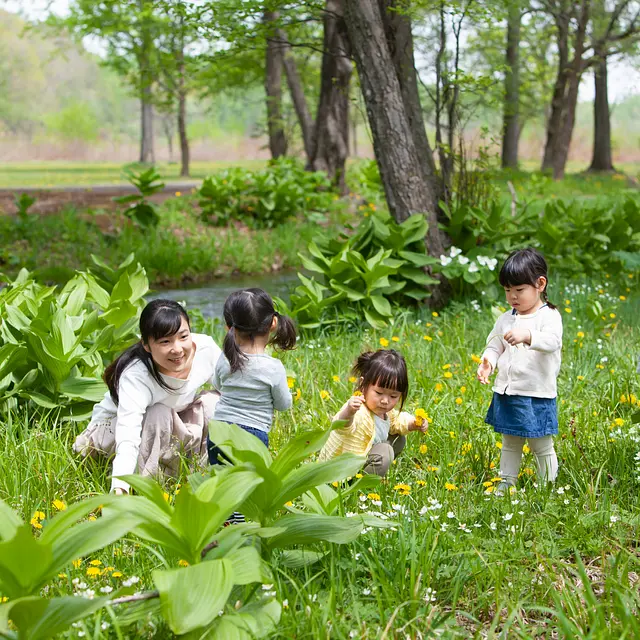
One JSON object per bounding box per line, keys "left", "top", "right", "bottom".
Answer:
{"left": 1, "top": 275, "right": 639, "bottom": 637}
{"left": 0, "top": 160, "right": 267, "bottom": 188}
{"left": 0, "top": 196, "right": 351, "bottom": 287}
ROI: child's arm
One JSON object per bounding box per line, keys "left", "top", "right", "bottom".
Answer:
{"left": 332, "top": 396, "right": 364, "bottom": 432}
{"left": 271, "top": 362, "right": 293, "bottom": 411}
{"left": 478, "top": 317, "right": 506, "bottom": 382}
{"left": 390, "top": 411, "right": 427, "bottom": 436}
{"left": 528, "top": 310, "right": 563, "bottom": 353}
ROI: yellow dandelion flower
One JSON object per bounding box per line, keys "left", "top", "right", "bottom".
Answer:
{"left": 523, "top": 444, "right": 530, "bottom": 454}
{"left": 332, "top": 481, "right": 339, "bottom": 487}
{"left": 522, "top": 467, "right": 535, "bottom": 476}
{"left": 86, "top": 567, "right": 101, "bottom": 577}
{"left": 432, "top": 311, "right": 439, "bottom": 317}
{"left": 426, "top": 322, "right": 432, "bottom": 327}
{"left": 471, "top": 354, "right": 482, "bottom": 364}
{"left": 461, "top": 443, "right": 472, "bottom": 454}
{"left": 609, "top": 313, "right": 616, "bottom": 319}
{"left": 419, "top": 444, "right": 428, "bottom": 454}
{"left": 367, "top": 493, "right": 381, "bottom": 501}
{"left": 0, "top": 597, "right": 8, "bottom": 603}
{"left": 423, "top": 335, "right": 433, "bottom": 341}
{"left": 287, "top": 377, "right": 295, "bottom": 389}
{"left": 72, "top": 559, "right": 82, "bottom": 568}
{"left": 577, "top": 375, "right": 585, "bottom": 381}
{"left": 104, "top": 566, "right": 115, "bottom": 572}
{"left": 392, "top": 336, "right": 400, "bottom": 342}
{"left": 379, "top": 337, "right": 390, "bottom": 347}
{"left": 443, "top": 371, "right": 453, "bottom": 379}
{"left": 435, "top": 383, "right": 443, "bottom": 392}
{"left": 565, "top": 299, "right": 571, "bottom": 305}
{"left": 442, "top": 364, "right": 452, "bottom": 370}
{"left": 284, "top": 501, "right": 293, "bottom": 507}
{"left": 455, "top": 397, "right": 463, "bottom": 405}
{"left": 353, "top": 390, "right": 363, "bottom": 397}
{"left": 30, "top": 518, "right": 43, "bottom": 529}
{"left": 34, "top": 511, "right": 45, "bottom": 521}
{"left": 482, "top": 481, "right": 494, "bottom": 488}
{"left": 620, "top": 295, "right": 626, "bottom": 301}
{"left": 52, "top": 499, "right": 67, "bottom": 511}
{"left": 444, "top": 482, "right": 458, "bottom": 491}
{"left": 427, "top": 465, "right": 439, "bottom": 472}
{"left": 163, "top": 492, "right": 170, "bottom": 502}
{"left": 355, "top": 473, "right": 363, "bottom": 478}
{"left": 496, "top": 442, "right": 503, "bottom": 449}
{"left": 112, "top": 571, "right": 123, "bottom": 578}
{"left": 58, "top": 573, "right": 67, "bottom": 578}
{"left": 332, "top": 375, "right": 340, "bottom": 382}
{"left": 393, "top": 483, "right": 411, "bottom": 492}
{"left": 89, "top": 560, "right": 102, "bottom": 567}
{"left": 490, "top": 461, "right": 496, "bottom": 469}
{"left": 416, "top": 480, "right": 427, "bottom": 486}
{"left": 631, "top": 394, "right": 638, "bottom": 405}
{"left": 178, "top": 560, "right": 189, "bottom": 567}
{"left": 460, "top": 386, "right": 466, "bottom": 394}
{"left": 485, "top": 486, "right": 495, "bottom": 493}
{"left": 320, "top": 390, "right": 330, "bottom": 400}
{"left": 415, "top": 408, "right": 428, "bottom": 426}
{"left": 577, "top": 331, "right": 585, "bottom": 338}
{"left": 565, "top": 307, "right": 572, "bottom": 314}
{"left": 449, "top": 431, "right": 456, "bottom": 439}
{"left": 294, "top": 388, "right": 301, "bottom": 401}
{"left": 175, "top": 191, "right": 182, "bottom": 197}
{"left": 349, "top": 376, "right": 357, "bottom": 383}
{"left": 614, "top": 418, "right": 625, "bottom": 426}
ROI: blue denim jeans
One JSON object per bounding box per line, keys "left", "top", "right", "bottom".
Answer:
{"left": 207, "top": 421, "right": 269, "bottom": 465}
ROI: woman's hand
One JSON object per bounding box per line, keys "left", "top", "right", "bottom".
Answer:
{"left": 476, "top": 357, "right": 492, "bottom": 384}
{"left": 503, "top": 328, "right": 531, "bottom": 346}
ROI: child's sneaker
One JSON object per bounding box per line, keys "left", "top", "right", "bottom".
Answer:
{"left": 224, "top": 511, "right": 246, "bottom": 526}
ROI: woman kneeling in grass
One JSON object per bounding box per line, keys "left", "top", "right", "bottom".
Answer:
{"left": 319, "top": 349, "right": 427, "bottom": 476}
{"left": 74, "top": 299, "right": 221, "bottom": 494}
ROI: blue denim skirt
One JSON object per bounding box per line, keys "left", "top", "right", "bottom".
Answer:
{"left": 208, "top": 422, "right": 269, "bottom": 465}
{"left": 485, "top": 392, "right": 558, "bottom": 438}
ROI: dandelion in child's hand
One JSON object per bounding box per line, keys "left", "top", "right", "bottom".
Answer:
{"left": 353, "top": 390, "right": 363, "bottom": 397}
{"left": 415, "top": 408, "right": 428, "bottom": 426}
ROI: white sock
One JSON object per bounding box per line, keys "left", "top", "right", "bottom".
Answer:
{"left": 528, "top": 435, "right": 558, "bottom": 482}
{"left": 500, "top": 435, "right": 526, "bottom": 485}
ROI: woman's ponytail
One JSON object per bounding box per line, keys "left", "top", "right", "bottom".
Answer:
{"left": 224, "top": 326, "right": 247, "bottom": 374}
{"left": 270, "top": 312, "right": 297, "bottom": 352}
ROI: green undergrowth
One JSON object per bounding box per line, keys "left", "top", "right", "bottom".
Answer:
{"left": 1, "top": 275, "right": 639, "bottom": 638}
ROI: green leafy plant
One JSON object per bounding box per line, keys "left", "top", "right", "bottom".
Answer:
{"left": 13, "top": 194, "right": 36, "bottom": 225}
{"left": 114, "top": 167, "right": 165, "bottom": 229}
{"left": 280, "top": 211, "right": 438, "bottom": 329}
{"left": 198, "top": 158, "right": 335, "bottom": 229}
{"left": 0, "top": 255, "right": 147, "bottom": 418}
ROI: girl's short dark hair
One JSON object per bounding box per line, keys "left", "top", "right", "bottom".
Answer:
{"left": 499, "top": 248, "right": 556, "bottom": 309}
{"left": 223, "top": 287, "right": 296, "bottom": 373}
{"left": 103, "top": 299, "right": 190, "bottom": 404}
{"left": 353, "top": 349, "right": 409, "bottom": 409}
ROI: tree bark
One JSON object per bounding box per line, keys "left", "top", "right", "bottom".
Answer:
{"left": 344, "top": 0, "right": 449, "bottom": 306}
{"left": 309, "top": 0, "right": 352, "bottom": 193}
{"left": 502, "top": 1, "right": 521, "bottom": 169}
{"left": 588, "top": 49, "right": 615, "bottom": 172}
{"left": 264, "top": 11, "right": 287, "bottom": 159}
{"left": 277, "top": 28, "right": 315, "bottom": 161}
{"left": 176, "top": 38, "right": 190, "bottom": 177}
{"left": 140, "top": 91, "right": 154, "bottom": 164}
{"left": 377, "top": 0, "right": 442, "bottom": 205}
{"left": 161, "top": 115, "right": 174, "bottom": 162}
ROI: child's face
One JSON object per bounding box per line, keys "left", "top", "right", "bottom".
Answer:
{"left": 363, "top": 382, "right": 402, "bottom": 418}
{"left": 503, "top": 277, "right": 546, "bottom": 315}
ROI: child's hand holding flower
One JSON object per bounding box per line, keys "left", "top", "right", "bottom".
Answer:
{"left": 345, "top": 394, "right": 364, "bottom": 416}
{"left": 476, "top": 357, "right": 492, "bottom": 384}
{"left": 503, "top": 328, "right": 531, "bottom": 346}
{"left": 410, "top": 408, "right": 429, "bottom": 433}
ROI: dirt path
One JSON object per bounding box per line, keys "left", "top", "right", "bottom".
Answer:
{"left": 0, "top": 182, "right": 201, "bottom": 215}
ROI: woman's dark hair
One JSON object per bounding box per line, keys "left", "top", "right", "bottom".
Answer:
{"left": 103, "top": 299, "right": 190, "bottom": 403}
{"left": 353, "top": 349, "right": 409, "bottom": 409}
{"left": 498, "top": 248, "right": 556, "bottom": 309}
{"left": 223, "top": 288, "right": 296, "bottom": 373}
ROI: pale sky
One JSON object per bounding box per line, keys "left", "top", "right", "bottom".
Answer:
{"left": 4, "top": 0, "right": 640, "bottom": 102}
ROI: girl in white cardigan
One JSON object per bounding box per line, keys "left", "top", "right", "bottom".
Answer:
{"left": 476, "top": 248, "right": 562, "bottom": 495}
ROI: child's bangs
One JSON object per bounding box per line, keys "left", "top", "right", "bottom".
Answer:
{"left": 499, "top": 256, "right": 536, "bottom": 288}
{"left": 363, "top": 360, "right": 408, "bottom": 397}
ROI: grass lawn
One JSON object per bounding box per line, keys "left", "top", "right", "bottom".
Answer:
{"left": 0, "top": 274, "right": 638, "bottom": 637}
{"left": 0, "top": 160, "right": 267, "bottom": 188}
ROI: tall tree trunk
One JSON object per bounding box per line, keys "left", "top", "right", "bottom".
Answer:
{"left": 502, "top": 1, "right": 521, "bottom": 169}
{"left": 161, "top": 115, "right": 174, "bottom": 162}
{"left": 264, "top": 11, "right": 287, "bottom": 159}
{"left": 550, "top": 3, "right": 589, "bottom": 180}
{"left": 344, "top": 0, "right": 449, "bottom": 306}
{"left": 277, "top": 28, "right": 315, "bottom": 161}
{"left": 309, "top": 0, "right": 352, "bottom": 193}
{"left": 176, "top": 42, "right": 190, "bottom": 177}
{"left": 140, "top": 91, "right": 154, "bottom": 163}
{"left": 588, "top": 50, "right": 614, "bottom": 172}
{"left": 378, "top": 0, "right": 442, "bottom": 205}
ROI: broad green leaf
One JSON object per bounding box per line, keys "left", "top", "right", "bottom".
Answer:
{"left": 370, "top": 295, "right": 392, "bottom": 318}
{"left": 279, "top": 549, "right": 328, "bottom": 568}
{"left": 397, "top": 250, "right": 438, "bottom": 267}
{"left": 0, "top": 525, "right": 53, "bottom": 598}
{"left": 363, "top": 308, "right": 388, "bottom": 330}
{"left": 270, "top": 428, "right": 332, "bottom": 477}
{"left": 225, "top": 546, "right": 268, "bottom": 585}
{"left": 265, "top": 513, "right": 366, "bottom": 549}
{"left": 153, "top": 560, "right": 234, "bottom": 634}
{"left": 40, "top": 495, "right": 115, "bottom": 544}
{"left": 19, "top": 390, "right": 59, "bottom": 409}
{"left": 60, "top": 377, "right": 107, "bottom": 402}
{"left": 115, "top": 475, "right": 174, "bottom": 516}
{"left": 208, "top": 421, "right": 273, "bottom": 467}
{"left": 0, "top": 499, "right": 22, "bottom": 542}
{"left": 204, "top": 599, "right": 281, "bottom": 640}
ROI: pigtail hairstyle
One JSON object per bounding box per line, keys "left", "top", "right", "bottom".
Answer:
{"left": 353, "top": 348, "right": 409, "bottom": 409}
{"left": 269, "top": 311, "right": 297, "bottom": 352}
{"left": 223, "top": 287, "right": 296, "bottom": 374}
{"left": 103, "top": 299, "right": 190, "bottom": 404}
{"left": 499, "top": 247, "right": 556, "bottom": 310}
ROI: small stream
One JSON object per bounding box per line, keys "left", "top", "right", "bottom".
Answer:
{"left": 149, "top": 270, "right": 302, "bottom": 319}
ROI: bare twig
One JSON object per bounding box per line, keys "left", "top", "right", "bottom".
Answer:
{"left": 201, "top": 540, "right": 219, "bottom": 559}
{"left": 108, "top": 590, "right": 159, "bottom": 607}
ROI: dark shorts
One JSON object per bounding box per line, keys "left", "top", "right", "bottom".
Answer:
{"left": 207, "top": 421, "right": 269, "bottom": 465}
{"left": 485, "top": 392, "right": 558, "bottom": 438}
